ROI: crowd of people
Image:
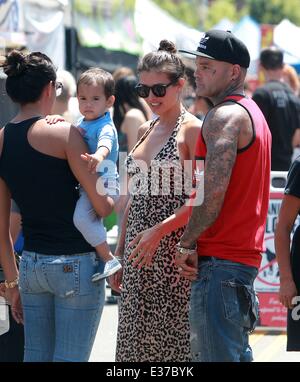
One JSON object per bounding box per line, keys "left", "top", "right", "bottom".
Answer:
{"left": 0, "top": 27, "right": 300, "bottom": 362}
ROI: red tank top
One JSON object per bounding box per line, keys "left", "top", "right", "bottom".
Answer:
{"left": 195, "top": 95, "right": 271, "bottom": 268}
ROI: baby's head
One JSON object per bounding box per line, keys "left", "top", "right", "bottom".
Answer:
{"left": 77, "top": 68, "right": 115, "bottom": 121}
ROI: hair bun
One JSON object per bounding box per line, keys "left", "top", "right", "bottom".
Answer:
{"left": 3, "top": 50, "right": 26, "bottom": 77}
{"left": 158, "top": 40, "right": 177, "bottom": 54}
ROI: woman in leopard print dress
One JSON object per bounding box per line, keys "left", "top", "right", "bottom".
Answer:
{"left": 110, "top": 40, "right": 202, "bottom": 362}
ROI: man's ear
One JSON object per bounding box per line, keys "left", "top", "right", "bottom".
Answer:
{"left": 232, "top": 64, "right": 242, "bottom": 81}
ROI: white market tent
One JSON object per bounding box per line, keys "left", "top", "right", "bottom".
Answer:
{"left": 134, "top": 0, "right": 200, "bottom": 55}
{"left": 274, "top": 19, "right": 300, "bottom": 71}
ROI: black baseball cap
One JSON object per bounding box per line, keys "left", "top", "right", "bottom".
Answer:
{"left": 179, "top": 29, "right": 250, "bottom": 69}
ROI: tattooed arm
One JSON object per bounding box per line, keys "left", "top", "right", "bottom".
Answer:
{"left": 179, "top": 103, "right": 249, "bottom": 248}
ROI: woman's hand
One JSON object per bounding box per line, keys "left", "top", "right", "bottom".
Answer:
{"left": 4, "top": 286, "right": 23, "bottom": 324}
{"left": 128, "top": 225, "right": 163, "bottom": 269}
{"left": 109, "top": 268, "right": 123, "bottom": 294}
{"left": 45, "top": 114, "right": 65, "bottom": 125}
{"left": 279, "top": 277, "right": 298, "bottom": 310}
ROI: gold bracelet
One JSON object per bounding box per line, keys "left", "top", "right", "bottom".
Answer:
{"left": 4, "top": 277, "right": 19, "bottom": 289}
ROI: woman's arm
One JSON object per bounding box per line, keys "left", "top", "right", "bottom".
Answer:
{"left": 65, "top": 125, "right": 114, "bottom": 217}
{"left": 10, "top": 211, "right": 21, "bottom": 245}
{"left": 275, "top": 194, "right": 300, "bottom": 309}
{"left": 128, "top": 204, "right": 191, "bottom": 268}
{"left": 0, "top": 181, "right": 18, "bottom": 282}
{"left": 115, "top": 198, "right": 131, "bottom": 258}
{"left": 129, "top": 115, "right": 201, "bottom": 268}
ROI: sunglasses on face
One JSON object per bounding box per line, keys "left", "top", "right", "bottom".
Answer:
{"left": 135, "top": 81, "right": 176, "bottom": 98}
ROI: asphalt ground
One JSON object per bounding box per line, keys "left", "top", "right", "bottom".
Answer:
{"left": 89, "top": 288, "right": 300, "bottom": 363}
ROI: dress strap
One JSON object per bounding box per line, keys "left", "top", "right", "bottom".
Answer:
{"left": 129, "top": 117, "right": 159, "bottom": 156}
{"left": 173, "top": 108, "right": 186, "bottom": 135}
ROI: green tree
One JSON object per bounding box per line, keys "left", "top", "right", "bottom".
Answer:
{"left": 204, "top": 0, "right": 247, "bottom": 30}
{"left": 248, "top": 0, "right": 300, "bottom": 26}
{"left": 152, "top": 0, "right": 199, "bottom": 28}
{"left": 152, "top": 0, "right": 248, "bottom": 30}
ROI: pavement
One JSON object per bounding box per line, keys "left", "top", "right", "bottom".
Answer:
{"left": 89, "top": 286, "right": 118, "bottom": 362}
{"left": 89, "top": 287, "right": 300, "bottom": 363}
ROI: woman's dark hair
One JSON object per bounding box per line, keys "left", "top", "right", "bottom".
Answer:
{"left": 0, "top": 50, "right": 56, "bottom": 105}
{"left": 137, "top": 39, "right": 185, "bottom": 83}
{"left": 113, "top": 75, "right": 148, "bottom": 130}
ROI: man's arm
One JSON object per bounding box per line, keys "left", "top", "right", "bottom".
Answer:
{"left": 179, "top": 104, "right": 242, "bottom": 248}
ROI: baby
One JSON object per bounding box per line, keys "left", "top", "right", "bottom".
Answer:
{"left": 48, "top": 68, "right": 121, "bottom": 281}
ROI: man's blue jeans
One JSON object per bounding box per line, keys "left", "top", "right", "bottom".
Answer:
{"left": 19, "top": 251, "right": 105, "bottom": 362}
{"left": 190, "top": 257, "right": 259, "bottom": 362}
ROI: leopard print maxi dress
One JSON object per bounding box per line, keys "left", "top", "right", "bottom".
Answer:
{"left": 116, "top": 112, "right": 191, "bottom": 362}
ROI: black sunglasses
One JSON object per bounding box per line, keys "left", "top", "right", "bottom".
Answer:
{"left": 135, "top": 81, "right": 176, "bottom": 98}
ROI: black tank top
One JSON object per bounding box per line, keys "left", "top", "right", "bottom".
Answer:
{"left": 0, "top": 117, "right": 93, "bottom": 255}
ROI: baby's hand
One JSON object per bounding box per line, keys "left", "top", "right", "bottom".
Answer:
{"left": 46, "top": 114, "right": 65, "bottom": 125}
{"left": 81, "top": 153, "right": 101, "bottom": 174}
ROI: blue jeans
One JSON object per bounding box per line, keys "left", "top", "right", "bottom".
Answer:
{"left": 190, "top": 257, "right": 259, "bottom": 362}
{"left": 19, "top": 251, "right": 105, "bottom": 362}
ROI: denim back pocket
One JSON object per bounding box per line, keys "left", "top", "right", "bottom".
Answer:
{"left": 42, "top": 258, "right": 80, "bottom": 298}
{"left": 221, "top": 280, "right": 259, "bottom": 332}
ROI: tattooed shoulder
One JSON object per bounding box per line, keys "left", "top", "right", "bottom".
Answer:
{"left": 202, "top": 103, "right": 245, "bottom": 143}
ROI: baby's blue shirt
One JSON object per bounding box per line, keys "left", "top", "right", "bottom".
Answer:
{"left": 77, "top": 112, "right": 119, "bottom": 180}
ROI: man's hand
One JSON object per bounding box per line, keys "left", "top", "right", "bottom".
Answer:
{"left": 174, "top": 250, "right": 198, "bottom": 281}
{"left": 279, "top": 277, "right": 298, "bottom": 310}
{"left": 292, "top": 129, "right": 300, "bottom": 148}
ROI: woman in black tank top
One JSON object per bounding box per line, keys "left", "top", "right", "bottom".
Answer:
{"left": 0, "top": 50, "right": 113, "bottom": 361}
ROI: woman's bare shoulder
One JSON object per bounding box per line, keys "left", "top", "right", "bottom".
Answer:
{"left": 30, "top": 120, "right": 83, "bottom": 158}
{"left": 34, "top": 119, "right": 80, "bottom": 140}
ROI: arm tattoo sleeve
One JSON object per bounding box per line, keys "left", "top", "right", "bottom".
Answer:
{"left": 180, "top": 106, "right": 241, "bottom": 247}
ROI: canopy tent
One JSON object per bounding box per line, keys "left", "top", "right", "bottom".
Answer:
{"left": 0, "top": 0, "right": 26, "bottom": 49}
{"left": 232, "top": 15, "right": 261, "bottom": 75}
{"left": 134, "top": 0, "right": 200, "bottom": 54}
{"left": 24, "top": 1, "right": 65, "bottom": 69}
{"left": 274, "top": 19, "right": 300, "bottom": 72}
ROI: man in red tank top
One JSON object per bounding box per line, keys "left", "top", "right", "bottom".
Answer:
{"left": 177, "top": 30, "right": 271, "bottom": 362}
